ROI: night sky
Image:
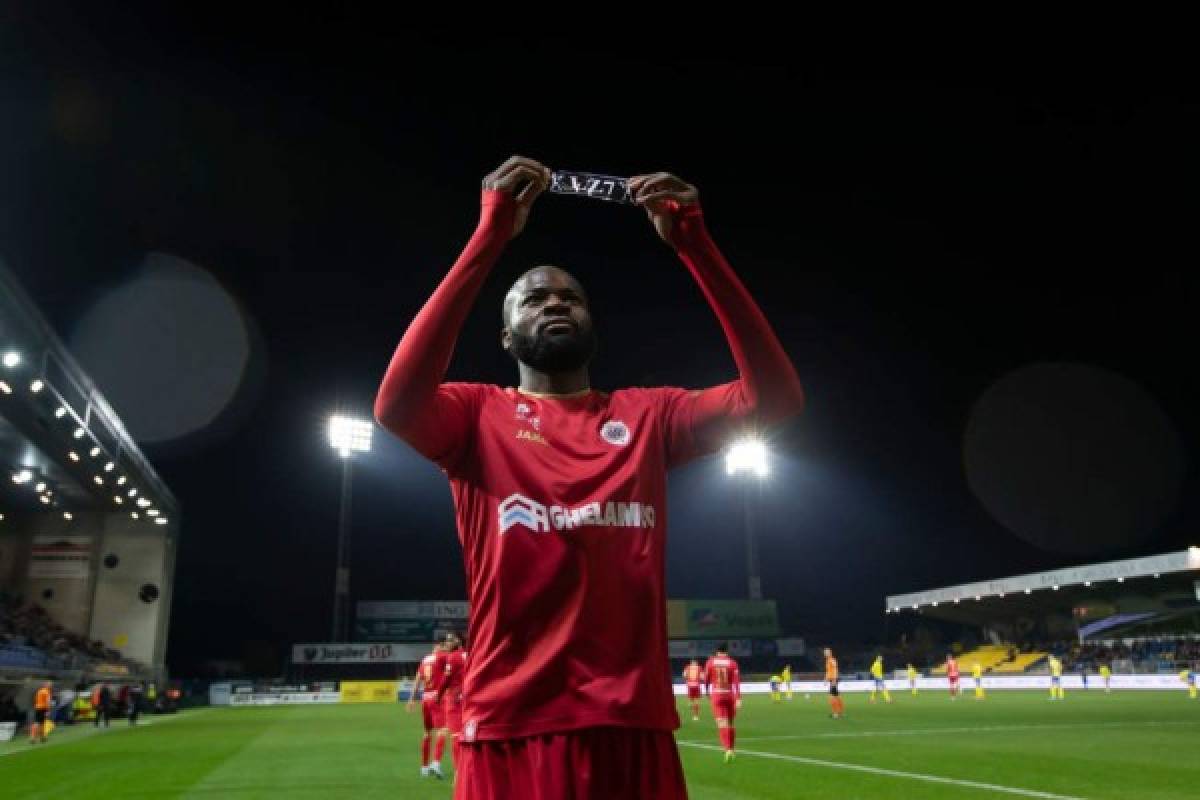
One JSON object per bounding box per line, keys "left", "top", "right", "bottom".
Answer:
{"left": 2, "top": 12, "right": 1196, "bottom": 674}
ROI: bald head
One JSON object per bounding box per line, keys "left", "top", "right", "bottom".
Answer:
{"left": 502, "top": 266, "right": 587, "bottom": 325}
{"left": 501, "top": 265, "right": 596, "bottom": 374}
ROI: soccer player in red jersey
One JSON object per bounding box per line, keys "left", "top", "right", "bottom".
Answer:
{"left": 683, "top": 659, "right": 705, "bottom": 721}
{"left": 374, "top": 156, "right": 804, "bottom": 799}
{"left": 704, "top": 644, "right": 742, "bottom": 763}
{"left": 945, "top": 653, "right": 961, "bottom": 699}
{"left": 431, "top": 633, "right": 467, "bottom": 780}
{"left": 406, "top": 641, "right": 443, "bottom": 777}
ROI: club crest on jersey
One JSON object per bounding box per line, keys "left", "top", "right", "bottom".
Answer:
{"left": 600, "top": 419, "right": 630, "bottom": 446}
{"left": 498, "top": 494, "right": 551, "bottom": 534}
{"left": 463, "top": 719, "right": 478, "bottom": 742}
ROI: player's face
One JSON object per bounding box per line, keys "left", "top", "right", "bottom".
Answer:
{"left": 503, "top": 267, "right": 596, "bottom": 373}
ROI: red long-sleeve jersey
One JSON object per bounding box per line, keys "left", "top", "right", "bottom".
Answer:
{"left": 375, "top": 189, "right": 802, "bottom": 741}
{"left": 704, "top": 654, "right": 741, "bottom": 700}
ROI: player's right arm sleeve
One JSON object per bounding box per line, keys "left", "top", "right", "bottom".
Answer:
{"left": 374, "top": 190, "right": 516, "bottom": 469}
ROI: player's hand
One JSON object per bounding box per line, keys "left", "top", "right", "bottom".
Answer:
{"left": 628, "top": 172, "right": 700, "bottom": 243}
{"left": 735, "top": 699, "right": 742, "bottom": 710}
{"left": 482, "top": 156, "right": 552, "bottom": 239}
{"left": 405, "top": 701, "right": 415, "bottom": 713}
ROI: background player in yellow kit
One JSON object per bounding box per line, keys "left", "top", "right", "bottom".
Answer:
{"left": 1099, "top": 663, "right": 1112, "bottom": 693}
{"left": 869, "top": 655, "right": 891, "bottom": 703}
{"left": 1179, "top": 667, "right": 1197, "bottom": 699}
{"left": 1049, "top": 655, "right": 1065, "bottom": 700}
{"left": 907, "top": 664, "right": 919, "bottom": 695}
{"left": 973, "top": 661, "right": 986, "bottom": 700}
{"left": 781, "top": 664, "right": 793, "bottom": 700}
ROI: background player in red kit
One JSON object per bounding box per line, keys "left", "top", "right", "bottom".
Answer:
{"left": 704, "top": 643, "right": 742, "bottom": 763}
{"left": 406, "top": 641, "right": 443, "bottom": 777}
{"left": 946, "top": 653, "right": 961, "bottom": 699}
{"left": 374, "top": 156, "right": 804, "bottom": 799}
{"left": 683, "top": 659, "right": 705, "bottom": 721}
{"left": 434, "top": 632, "right": 468, "bottom": 778}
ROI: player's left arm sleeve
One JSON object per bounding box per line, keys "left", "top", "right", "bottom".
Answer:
{"left": 733, "top": 665, "right": 742, "bottom": 700}
{"left": 659, "top": 204, "right": 805, "bottom": 465}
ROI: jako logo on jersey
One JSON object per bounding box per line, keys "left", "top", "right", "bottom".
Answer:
{"left": 600, "top": 419, "right": 631, "bottom": 446}
{"left": 463, "top": 719, "right": 478, "bottom": 743}
{"left": 498, "top": 493, "right": 656, "bottom": 534}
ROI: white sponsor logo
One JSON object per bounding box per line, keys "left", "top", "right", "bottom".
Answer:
{"left": 498, "top": 494, "right": 551, "bottom": 533}
{"left": 463, "top": 719, "right": 478, "bottom": 742}
{"left": 600, "top": 419, "right": 630, "bottom": 446}
{"left": 498, "top": 493, "right": 656, "bottom": 534}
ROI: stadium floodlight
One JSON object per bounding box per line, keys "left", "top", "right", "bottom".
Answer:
{"left": 725, "top": 438, "right": 771, "bottom": 601}
{"left": 116, "top": 475, "right": 127, "bottom": 486}
{"left": 73, "top": 427, "right": 85, "bottom": 439}
{"left": 68, "top": 451, "right": 80, "bottom": 462}
{"left": 329, "top": 415, "right": 373, "bottom": 458}
{"left": 725, "top": 438, "right": 768, "bottom": 477}
{"left": 114, "top": 496, "right": 123, "bottom": 505}
{"left": 130, "top": 512, "right": 139, "bottom": 519}
{"left": 932, "top": 601, "right": 939, "bottom": 607}
{"left": 1084, "top": 581, "right": 1091, "bottom": 587}
{"left": 39, "top": 496, "right": 50, "bottom": 505}
{"left": 62, "top": 511, "right": 73, "bottom": 520}
{"left": 0, "top": 381, "right": 11, "bottom": 394}
{"left": 93, "top": 475, "right": 104, "bottom": 485}
{"left": 327, "top": 413, "right": 374, "bottom": 642}
{"left": 55, "top": 407, "right": 68, "bottom": 418}
{"left": 1117, "top": 577, "right": 1124, "bottom": 583}
{"left": 35, "top": 482, "right": 46, "bottom": 493}
{"left": 128, "top": 488, "right": 137, "bottom": 497}
{"left": 2, "top": 351, "right": 20, "bottom": 368}
{"left": 1052, "top": 585, "right": 1059, "bottom": 591}
{"left": 147, "top": 509, "right": 159, "bottom": 517}
{"left": 11, "top": 470, "right": 32, "bottom": 484}
{"left": 89, "top": 446, "right": 101, "bottom": 458}
{"left": 1025, "top": 588, "right": 1032, "bottom": 594}
{"left": 30, "top": 380, "right": 44, "bottom": 393}
{"left": 104, "top": 462, "right": 114, "bottom": 472}
{"left": 136, "top": 497, "right": 151, "bottom": 508}
{"left": 155, "top": 518, "right": 167, "bottom": 525}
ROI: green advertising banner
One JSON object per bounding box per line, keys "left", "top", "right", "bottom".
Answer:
{"left": 667, "top": 599, "right": 779, "bottom": 638}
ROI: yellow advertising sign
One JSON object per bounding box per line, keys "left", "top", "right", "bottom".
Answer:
{"left": 339, "top": 681, "right": 399, "bottom": 704}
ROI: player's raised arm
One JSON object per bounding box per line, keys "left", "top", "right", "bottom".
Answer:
{"left": 629, "top": 173, "right": 804, "bottom": 454}
{"left": 374, "top": 157, "right": 550, "bottom": 465}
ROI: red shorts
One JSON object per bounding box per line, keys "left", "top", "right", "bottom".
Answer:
{"left": 948, "top": 676, "right": 960, "bottom": 687}
{"left": 422, "top": 698, "right": 443, "bottom": 731}
{"left": 442, "top": 693, "right": 463, "bottom": 734}
{"left": 686, "top": 685, "right": 701, "bottom": 700}
{"left": 454, "top": 727, "right": 687, "bottom": 800}
{"left": 709, "top": 693, "right": 737, "bottom": 722}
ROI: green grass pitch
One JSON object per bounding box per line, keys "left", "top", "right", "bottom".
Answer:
{"left": 2, "top": 690, "right": 1196, "bottom": 798}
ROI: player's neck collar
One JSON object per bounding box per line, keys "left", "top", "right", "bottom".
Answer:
{"left": 516, "top": 386, "right": 593, "bottom": 399}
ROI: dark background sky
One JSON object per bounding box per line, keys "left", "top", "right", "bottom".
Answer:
{"left": 2, "top": 11, "right": 1196, "bottom": 674}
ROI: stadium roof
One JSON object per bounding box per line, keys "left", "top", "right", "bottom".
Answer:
{"left": 886, "top": 549, "right": 1200, "bottom": 625}
{"left": 0, "top": 263, "right": 178, "bottom": 520}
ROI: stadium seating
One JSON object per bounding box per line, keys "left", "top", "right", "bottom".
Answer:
{"left": 992, "top": 652, "right": 1048, "bottom": 673}
{"left": 931, "top": 644, "right": 1012, "bottom": 674}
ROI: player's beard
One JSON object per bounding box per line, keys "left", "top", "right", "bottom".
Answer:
{"left": 509, "top": 324, "right": 598, "bottom": 374}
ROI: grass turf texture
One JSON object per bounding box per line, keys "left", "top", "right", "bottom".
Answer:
{"left": 1, "top": 691, "right": 1196, "bottom": 798}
